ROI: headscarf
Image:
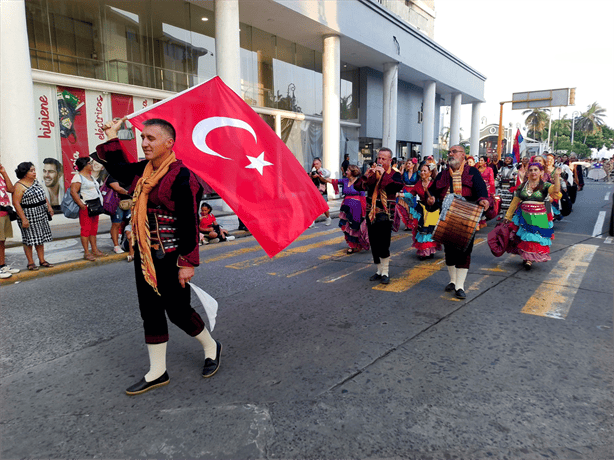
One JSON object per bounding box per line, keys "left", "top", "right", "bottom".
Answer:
{"left": 131, "top": 152, "right": 177, "bottom": 295}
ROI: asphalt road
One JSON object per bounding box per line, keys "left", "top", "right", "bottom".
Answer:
{"left": 1, "top": 182, "right": 612, "bottom": 459}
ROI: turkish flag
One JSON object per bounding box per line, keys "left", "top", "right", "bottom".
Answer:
{"left": 128, "top": 76, "right": 328, "bottom": 257}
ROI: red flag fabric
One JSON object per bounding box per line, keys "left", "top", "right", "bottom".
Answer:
{"left": 128, "top": 76, "right": 328, "bottom": 257}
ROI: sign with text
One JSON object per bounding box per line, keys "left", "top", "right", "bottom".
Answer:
{"left": 512, "top": 88, "right": 573, "bottom": 110}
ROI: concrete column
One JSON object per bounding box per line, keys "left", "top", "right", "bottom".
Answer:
{"left": 214, "top": 0, "right": 240, "bottom": 211}
{"left": 382, "top": 62, "right": 398, "bottom": 153}
{"left": 215, "top": 0, "right": 241, "bottom": 94}
{"left": 275, "top": 114, "right": 282, "bottom": 138}
{"left": 470, "top": 102, "right": 481, "bottom": 157}
{"left": 449, "top": 92, "right": 462, "bottom": 147}
{"left": 421, "top": 81, "right": 436, "bottom": 159}
{"left": 322, "top": 35, "right": 340, "bottom": 179}
{"left": 0, "top": 0, "right": 39, "bottom": 175}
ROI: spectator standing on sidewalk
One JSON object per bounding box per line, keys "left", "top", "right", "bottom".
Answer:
{"left": 71, "top": 157, "right": 105, "bottom": 261}
{"left": 0, "top": 164, "right": 20, "bottom": 278}
{"left": 12, "top": 162, "right": 54, "bottom": 271}
{"left": 106, "top": 175, "right": 132, "bottom": 254}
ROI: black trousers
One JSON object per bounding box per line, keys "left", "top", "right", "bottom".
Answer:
{"left": 444, "top": 237, "right": 474, "bottom": 269}
{"left": 134, "top": 247, "right": 205, "bottom": 344}
{"left": 366, "top": 217, "right": 392, "bottom": 264}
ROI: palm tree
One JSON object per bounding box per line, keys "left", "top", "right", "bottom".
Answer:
{"left": 576, "top": 102, "right": 607, "bottom": 143}
{"left": 523, "top": 108, "right": 550, "bottom": 140}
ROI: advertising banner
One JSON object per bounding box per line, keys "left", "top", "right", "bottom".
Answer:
{"left": 33, "top": 83, "right": 63, "bottom": 207}
{"left": 111, "top": 93, "right": 138, "bottom": 162}
{"left": 132, "top": 96, "right": 155, "bottom": 160}
{"left": 57, "top": 86, "right": 89, "bottom": 189}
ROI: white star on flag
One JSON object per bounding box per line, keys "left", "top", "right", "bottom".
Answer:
{"left": 245, "top": 152, "right": 273, "bottom": 175}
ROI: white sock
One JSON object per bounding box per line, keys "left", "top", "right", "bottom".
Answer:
{"left": 380, "top": 257, "right": 390, "bottom": 277}
{"left": 194, "top": 329, "right": 217, "bottom": 360}
{"left": 144, "top": 342, "right": 167, "bottom": 382}
{"left": 376, "top": 262, "right": 382, "bottom": 275}
{"left": 456, "top": 268, "right": 468, "bottom": 291}
{"left": 447, "top": 265, "right": 457, "bottom": 286}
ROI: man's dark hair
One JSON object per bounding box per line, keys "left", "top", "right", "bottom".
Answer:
{"left": 15, "top": 162, "right": 34, "bottom": 179}
{"left": 43, "top": 157, "right": 62, "bottom": 171}
{"left": 143, "top": 118, "right": 176, "bottom": 141}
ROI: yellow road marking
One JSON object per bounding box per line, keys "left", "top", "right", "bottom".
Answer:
{"left": 521, "top": 244, "right": 598, "bottom": 319}
{"left": 373, "top": 258, "right": 445, "bottom": 293}
{"left": 317, "top": 233, "right": 409, "bottom": 260}
{"left": 318, "top": 243, "right": 416, "bottom": 283}
{"left": 226, "top": 236, "right": 345, "bottom": 269}
{"left": 202, "top": 228, "right": 338, "bottom": 264}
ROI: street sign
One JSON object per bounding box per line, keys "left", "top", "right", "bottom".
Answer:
{"left": 512, "top": 88, "right": 574, "bottom": 110}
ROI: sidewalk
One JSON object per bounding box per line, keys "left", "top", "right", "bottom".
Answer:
{"left": 2, "top": 197, "right": 342, "bottom": 284}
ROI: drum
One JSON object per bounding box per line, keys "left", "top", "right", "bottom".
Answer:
{"left": 432, "top": 194, "right": 483, "bottom": 250}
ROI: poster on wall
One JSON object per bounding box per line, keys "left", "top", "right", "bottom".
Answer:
{"left": 85, "top": 90, "right": 111, "bottom": 185}
{"left": 111, "top": 94, "right": 138, "bottom": 162}
{"left": 33, "top": 83, "right": 63, "bottom": 208}
{"left": 132, "top": 96, "right": 155, "bottom": 160}
{"left": 57, "top": 86, "right": 90, "bottom": 190}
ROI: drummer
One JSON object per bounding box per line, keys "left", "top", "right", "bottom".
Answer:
{"left": 426, "top": 145, "right": 489, "bottom": 299}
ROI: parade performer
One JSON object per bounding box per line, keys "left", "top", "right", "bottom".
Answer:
{"left": 324, "top": 165, "right": 369, "bottom": 254}
{"left": 503, "top": 162, "right": 561, "bottom": 270}
{"left": 426, "top": 145, "right": 489, "bottom": 299}
{"left": 397, "top": 164, "right": 441, "bottom": 260}
{"left": 477, "top": 155, "right": 496, "bottom": 229}
{"left": 97, "top": 117, "right": 221, "bottom": 396}
{"left": 496, "top": 154, "right": 517, "bottom": 220}
{"left": 354, "top": 147, "right": 404, "bottom": 284}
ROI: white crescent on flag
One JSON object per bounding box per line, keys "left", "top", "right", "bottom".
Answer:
{"left": 192, "top": 116, "right": 257, "bottom": 160}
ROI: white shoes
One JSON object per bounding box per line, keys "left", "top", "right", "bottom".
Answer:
{"left": 0, "top": 265, "right": 20, "bottom": 274}
{"left": 113, "top": 246, "right": 124, "bottom": 254}
{"left": 0, "top": 272, "right": 11, "bottom": 279}
{"left": 325, "top": 217, "right": 332, "bottom": 226}
{"left": 226, "top": 235, "right": 236, "bottom": 241}
{"left": 309, "top": 221, "right": 316, "bottom": 228}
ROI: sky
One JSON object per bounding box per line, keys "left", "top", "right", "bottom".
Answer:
{"left": 434, "top": 0, "right": 614, "bottom": 139}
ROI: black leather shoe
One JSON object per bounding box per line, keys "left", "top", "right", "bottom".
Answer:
{"left": 380, "top": 275, "right": 390, "bottom": 285}
{"left": 125, "top": 371, "right": 169, "bottom": 396}
{"left": 202, "top": 340, "right": 222, "bottom": 378}
{"left": 444, "top": 282, "right": 455, "bottom": 292}
{"left": 369, "top": 273, "right": 382, "bottom": 281}
{"left": 455, "top": 288, "right": 466, "bottom": 299}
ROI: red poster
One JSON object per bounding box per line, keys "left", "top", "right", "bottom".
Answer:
{"left": 57, "top": 86, "right": 89, "bottom": 190}
{"left": 111, "top": 94, "right": 138, "bottom": 161}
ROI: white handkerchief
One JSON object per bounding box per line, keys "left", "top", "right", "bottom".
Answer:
{"left": 188, "top": 282, "right": 218, "bottom": 331}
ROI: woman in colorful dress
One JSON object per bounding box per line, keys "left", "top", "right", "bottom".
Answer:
{"left": 397, "top": 164, "right": 441, "bottom": 260}
{"left": 325, "top": 165, "right": 369, "bottom": 254}
{"left": 394, "top": 159, "right": 419, "bottom": 231}
{"left": 504, "top": 162, "right": 561, "bottom": 270}
{"left": 477, "top": 155, "right": 495, "bottom": 229}
{"left": 12, "top": 162, "right": 54, "bottom": 270}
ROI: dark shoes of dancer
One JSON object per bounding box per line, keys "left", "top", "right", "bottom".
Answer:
{"left": 369, "top": 272, "right": 390, "bottom": 284}
{"left": 202, "top": 340, "right": 222, "bottom": 378}
{"left": 125, "top": 340, "right": 223, "bottom": 395}
{"left": 125, "top": 371, "right": 170, "bottom": 396}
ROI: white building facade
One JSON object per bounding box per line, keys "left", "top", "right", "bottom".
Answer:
{"left": 0, "top": 0, "right": 485, "bottom": 198}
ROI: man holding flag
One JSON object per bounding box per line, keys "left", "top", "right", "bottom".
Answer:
{"left": 96, "top": 118, "right": 222, "bottom": 395}
{"left": 95, "top": 77, "right": 327, "bottom": 395}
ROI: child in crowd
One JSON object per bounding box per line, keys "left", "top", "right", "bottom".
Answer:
{"left": 199, "top": 202, "right": 234, "bottom": 244}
